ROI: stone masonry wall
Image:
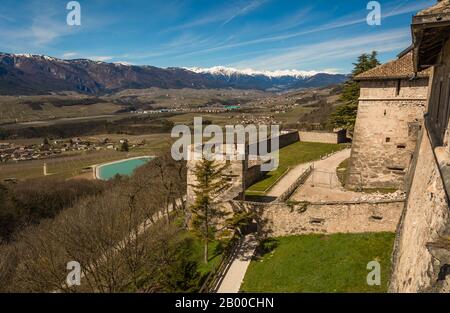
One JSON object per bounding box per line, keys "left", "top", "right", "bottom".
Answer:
{"left": 261, "top": 201, "right": 403, "bottom": 237}
{"left": 227, "top": 200, "right": 403, "bottom": 237}
{"left": 247, "top": 131, "right": 299, "bottom": 156}
{"left": 426, "top": 40, "right": 450, "bottom": 145}
{"left": 187, "top": 131, "right": 301, "bottom": 205}
{"left": 186, "top": 144, "right": 246, "bottom": 206}
{"left": 390, "top": 130, "right": 450, "bottom": 292}
{"left": 347, "top": 78, "right": 428, "bottom": 190}
{"left": 298, "top": 130, "right": 346, "bottom": 144}
{"left": 245, "top": 164, "right": 265, "bottom": 189}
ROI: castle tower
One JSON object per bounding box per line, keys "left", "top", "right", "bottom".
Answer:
{"left": 186, "top": 143, "right": 247, "bottom": 207}
{"left": 346, "top": 51, "right": 431, "bottom": 190}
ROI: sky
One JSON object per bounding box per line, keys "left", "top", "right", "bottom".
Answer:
{"left": 0, "top": 0, "right": 437, "bottom": 73}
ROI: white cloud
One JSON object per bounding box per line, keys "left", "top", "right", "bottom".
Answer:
{"left": 0, "top": 14, "right": 15, "bottom": 22}
{"left": 222, "top": 0, "right": 267, "bottom": 26}
{"left": 232, "top": 28, "right": 411, "bottom": 70}
{"left": 89, "top": 56, "right": 113, "bottom": 62}
{"left": 179, "top": 0, "right": 432, "bottom": 58}
{"left": 165, "top": 0, "right": 268, "bottom": 32}
{"left": 62, "top": 52, "right": 78, "bottom": 58}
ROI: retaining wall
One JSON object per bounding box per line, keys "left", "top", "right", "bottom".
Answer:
{"left": 298, "top": 130, "right": 346, "bottom": 144}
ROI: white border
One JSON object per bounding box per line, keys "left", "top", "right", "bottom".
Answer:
{"left": 94, "top": 156, "right": 154, "bottom": 180}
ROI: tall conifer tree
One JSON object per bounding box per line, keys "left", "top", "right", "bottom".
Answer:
{"left": 330, "top": 51, "right": 380, "bottom": 135}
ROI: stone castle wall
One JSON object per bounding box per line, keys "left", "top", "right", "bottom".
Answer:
{"left": 227, "top": 199, "right": 403, "bottom": 237}
{"left": 390, "top": 129, "right": 450, "bottom": 292}
{"left": 186, "top": 131, "right": 301, "bottom": 205}
{"left": 390, "top": 39, "right": 450, "bottom": 293}
{"left": 298, "top": 130, "right": 347, "bottom": 144}
{"left": 346, "top": 78, "right": 428, "bottom": 190}
{"left": 247, "top": 130, "right": 299, "bottom": 156}
{"left": 261, "top": 200, "right": 403, "bottom": 237}
{"left": 426, "top": 40, "right": 450, "bottom": 145}
{"left": 245, "top": 164, "right": 266, "bottom": 189}
{"left": 186, "top": 144, "right": 246, "bottom": 206}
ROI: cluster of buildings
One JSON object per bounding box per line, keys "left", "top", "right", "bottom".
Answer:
{"left": 232, "top": 113, "right": 279, "bottom": 126}
{"left": 0, "top": 142, "right": 61, "bottom": 162}
{"left": 0, "top": 137, "right": 135, "bottom": 163}
{"left": 130, "top": 105, "right": 242, "bottom": 115}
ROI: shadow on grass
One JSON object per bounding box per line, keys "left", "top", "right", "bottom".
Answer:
{"left": 243, "top": 195, "right": 277, "bottom": 203}
{"left": 255, "top": 238, "right": 279, "bottom": 258}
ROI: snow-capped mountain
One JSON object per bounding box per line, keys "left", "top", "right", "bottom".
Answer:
{"left": 0, "top": 52, "right": 348, "bottom": 95}
{"left": 186, "top": 66, "right": 347, "bottom": 91}
{"left": 186, "top": 66, "right": 323, "bottom": 79}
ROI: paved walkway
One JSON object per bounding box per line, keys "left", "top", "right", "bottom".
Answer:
{"left": 291, "top": 149, "right": 367, "bottom": 202}
{"left": 266, "top": 149, "right": 351, "bottom": 198}
{"left": 216, "top": 234, "right": 258, "bottom": 293}
{"left": 266, "top": 163, "right": 312, "bottom": 197}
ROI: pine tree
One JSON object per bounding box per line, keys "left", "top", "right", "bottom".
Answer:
{"left": 369, "top": 51, "right": 381, "bottom": 68}
{"left": 189, "top": 158, "right": 233, "bottom": 264}
{"left": 120, "top": 141, "right": 129, "bottom": 152}
{"left": 330, "top": 51, "right": 380, "bottom": 135}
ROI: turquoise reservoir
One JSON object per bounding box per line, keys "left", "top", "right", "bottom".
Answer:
{"left": 97, "top": 157, "right": 154, "bottom": 180}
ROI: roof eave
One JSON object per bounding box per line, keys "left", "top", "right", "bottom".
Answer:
{"left": 354, "top": 74, "right": 429, "bottom": 82}
{"left": 412, "top": 12, "right": 450, "bottom": 71}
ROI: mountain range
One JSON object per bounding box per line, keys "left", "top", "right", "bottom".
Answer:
{"left": 0, "top": 53, "right": 348, "bottom": 95}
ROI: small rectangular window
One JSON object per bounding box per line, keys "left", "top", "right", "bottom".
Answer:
{"left": 435, "top": 80, "right": 443, "bottom": 124}
{"left": 310, "top": 218, "right": 325, "bottom": 225}
{"left": 396, "top": 79, "right": 401, "bottom": 96}
{"left": 387, "top": 166, "right": 405, "bottom": 171}
{"left": 385, "top": 137, "right": 391, "bottom": 143}
{"left": 397, "top": 144, "right": 406, "bottom": 149}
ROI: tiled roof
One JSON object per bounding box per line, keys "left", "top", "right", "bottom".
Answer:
{"left": 417, "top": 0, "right": 450, "bottom": 16}
{"left": 354, "top": 52, "right": 431, "bottom": 81}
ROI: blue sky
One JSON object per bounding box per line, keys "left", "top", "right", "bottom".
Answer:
{"left": 0, "top": 0, "right": 436, "bottom": 73}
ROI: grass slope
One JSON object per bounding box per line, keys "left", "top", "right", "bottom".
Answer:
{"left": 247, "top": 141, "right": 345, "bottom": 193}
{"left": 241, "top": 233, "right": 395, "bottom": 293}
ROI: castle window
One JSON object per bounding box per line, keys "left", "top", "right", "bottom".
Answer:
{"left": 435, "top": 80, "right": 443, "bottom": 124}
{"left": 397, "top": 144, "right": 406, "bottom": 149}
{"left": 395, "top": 79, "right": 401, "bottom": 96}
{"left": 387, "top": 166, "right": 405, "bottom": 172}
{"left": 385, "top": 137, "right": 391, "bottom": 143}
{"left": 310, "top": 218, "right": 325, "bottom": 225}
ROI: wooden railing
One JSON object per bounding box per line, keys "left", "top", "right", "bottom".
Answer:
{"left": 199, "top": 237, "right": 241, "bottom": 293}
{"left": 277, "top": 165, "right": 314, "bottom": 202}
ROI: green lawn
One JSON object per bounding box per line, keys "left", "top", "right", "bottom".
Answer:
{"left": 241, "top": 233, "right": 395, "bottom": 293}
{"left": 246, "top": 141, "right": 345, "bottom": 193}
{"left": 184, "top": 231, "right": 223, "bottom": 277}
